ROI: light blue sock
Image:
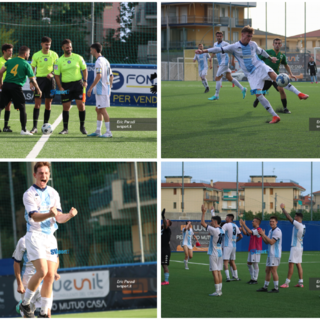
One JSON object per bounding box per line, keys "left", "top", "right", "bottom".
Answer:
{"left": 315, "top": 76, "right": 318, "bottom": 82}
{"left": 311, "top": 76, "right": 314, "bottom": 82}
{"left": 164, "top": 272, "right": 169, "bottom": 282}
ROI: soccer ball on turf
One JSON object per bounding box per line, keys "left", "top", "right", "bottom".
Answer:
{"left": 276, "top": 73, "right": 290, "bottom": 87}
{"left": 41, "top": 123, "right": 53, "bottom": 135}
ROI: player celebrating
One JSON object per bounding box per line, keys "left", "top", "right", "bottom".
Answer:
{"left": 257, "top": 216, "right": 282, "bottom": 293}
{"left": 161, "top": 208, "right": 172, "bottom": 285}
{"left": 193, "top": 44, "right": 212, "bottom": 93}
{"left": 182, "top": 221, "right": 198, "bottom": 270}
{"left": 196, "top": 26, "right": 282, "bottom": 123}
{"left": 87, "top": 42, "right": 112, "bottom": 138}
{"left": 0, "top": 43, "right": 13, "bottom": 132}
{"left": 222, "top": 214, "right": 242, "bottom": 281}
{"left": 208, "top": 32, "right": 247, "bottom": 101}
{"left": 240, "top": 218, "right": 262, "bottom": 284}
{"left": 30, "top": 37, "right": 59, "bottom": 134}
{"left": 19, "top": 162, "right": 77, "bottom": 318}
{"left": 54, "top": 39, "right": 88, "bottom": 134}
{"left": 308, "top": 57, "right": 317, "bottom": 83}
{"left": 279, "top": 204, "right": 306, "bottom": 288}
{"left": 253, "top": 38, "right": 309, "bottom": 113}
{"left": 200, "top": 204, "right": 224, "bottom": 296}
{"left": 0, "top": 46, "right": 42, "bottom": 135}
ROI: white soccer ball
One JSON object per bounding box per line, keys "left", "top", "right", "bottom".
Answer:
{"left": 41, "top": 123, "right": 53, "bottom": 135}
{"left": 276, "top": 73, "right": 290, "bottom": 87}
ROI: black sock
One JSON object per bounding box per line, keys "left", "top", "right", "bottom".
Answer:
{"left": 79, "top": 110, "right": 86, "bottom": 127}
{"left": 44, "top": 109, "right": 51, "bottom": 124}
{"left": 4, "top": 110, "right": 10, "bottom": 127}
{"left": 281, "top": 98, "right": 287, "bottom": 109}
{"left": 63, "top": 111, "right": 69, "bottom": 129}
{"left": 20, "top": 109, "right": 26, "bottom": 131}
{"left": 33, "top": 108, "right": 40, "bottom": 128}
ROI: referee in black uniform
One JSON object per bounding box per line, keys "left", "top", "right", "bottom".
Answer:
{"left": 161, "top": 209, "right": 172, "bottom": 286}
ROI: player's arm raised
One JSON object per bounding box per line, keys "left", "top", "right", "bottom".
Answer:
{"left": 200, "top": 204, "right": 207, "bottom": 228}
{"left": 30, "top": 206, "right": 59, "bottom": 222}
{"left": 240, "top": 218, "right": 253, "bottom": 235}
{"left": 280, "top": 203, "right": 293, "bottom": 223}
{"left": 55, "top": 207, "right": 78, "bottom": 224}
{"left": 258, "top": 228, "right": 276, "bottom": 245}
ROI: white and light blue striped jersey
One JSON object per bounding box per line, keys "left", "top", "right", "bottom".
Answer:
{"left": 193, "top": 53, "right": 211, "bottom": 72}
{"left": 267, "top": 227, "right": 282, "bottom": 258}
{"left": 23, "top": 185, "right": 61, "bottom": 235}
{"left": 213, "top": 41, "right": 229, "bottom": 66}
{"left": 12, "top": 236, "right": 35, "bottom": 276}
{"left": 182, "top": 227, "right": 194, "bottom": 247}
{"left": 94, "top": 56, "right": 111, "bottom": 96}
{"left": 207, "top": 225, "right": 224, "bottom": 257}
{"left": 291, "top": 220, "right": 306, "bottom": 248}
{"left": 222, "top": 222, "right": 241, "bottom": 248}
{"left": 208, "top": 41, "right": 269, "bottom": 77}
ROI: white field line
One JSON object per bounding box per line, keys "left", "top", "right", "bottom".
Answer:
{"left": 171, "top": 260, "right": 320, "bottom": 266}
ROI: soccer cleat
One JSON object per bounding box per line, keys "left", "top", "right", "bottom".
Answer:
{"left": 38, "top": 313, "right": 49, "bottom": 318}
{"left": 3, "top": 126, "right": 12, "bottom": 132}
{"left": 87, "top": 132, "right": 101, "bottom": 137}
{"left": 294, "top": 283, "right": 304, "bottom": 288}
{"left": 251, "top": 280, "right": 258, "bottom": 285}
{"left": 59, "top": 129, "right": 68, "bottom": 134}
{"left": 185, "top": 267, "right": 189, "bottom": 270}
{"left": 100, "top": 132, "right": 113, "bottom": 138}
{"left": 256, "top": 287, "right": 268, "bottom": 292}
{"left": 232, "top": 83, "right": 235, "bottom": 88}
{"left": 80, "top": 127, "right": 87, "bottom": 135}
{"left": 208, "top": 95, "right": 219, "bottom": 101}
{"left": 19, "top": 303, "right": 34, "bottom": 318}
{"left": 280, "top": 283, "right": 289, "bottom": 288}
{"left": 242, "top": 87, "right": 247, "bottom": 99}
{"left": 298, "top": 93, "right": 309, "bottom": 100}
{"left": 226, "top": 278, "right": 231, "bottom": 282}
{"left": 253, "top": 99, "right": 259, "bottom": 108}
{"left": 268, "top": 288, "right": 279, "bottom": 293}
{"left": 161, "top": 281, "right": 169, "bottom": 285}
{"left": 20, "top": 130, "right": 33, "bottom": 136}
{"left": 30, "top": 127, "right": 38, "bottom": 134}
{"left": 209, "top": 292, "right": 222, "bottom": 296}
{"left": 232, "top": 277, "right": 241, "bottom": 281}
{"left": 204, "top": 87, "right": 210, "bottom": 93}
{"left": 283, "top": 108, "right": 291, "bottom": 114}
{"left": 269, "top": 116, "right": 281, "bottom": 124}
{"left": 247, "top": 280, "right": 254, "bottom": 284}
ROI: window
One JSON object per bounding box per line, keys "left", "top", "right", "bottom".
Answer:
{"left": 270, "top": 188, "right": 273, "bottom": 195}
{"left": 222, "top": 8, "right": 225, "bottom": 16}
{"left": 270, "top": 202, "right": 273, "bottom": 209}
{"left": 263, "top": 188, "right": 266, "bottom": 195}
{"left": 233, "top": 32, "right": 238, "bottom": 42}
{"left": 173, "top": 202, "right": 177, "bottom": 209}
{"left": 173, "top": 188, "right": 177, "bottom": 195}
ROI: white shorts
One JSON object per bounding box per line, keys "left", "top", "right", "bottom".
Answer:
{"left": 209, "top": 255, "right": 223, "bottom": 271}
{"left": 199, "top": 69, "right": 208, "bottom": 78}
{"left": 25, "top": 232, "right": 58, "bottom": 263}
{"left": 266, "top": 256, "right": 281, "bottom": 267}
{"left": 289, "top": 247, "right": 303, "bottom": 264}
{"left": 248, "top": 64, "right": 274, "bottom": 91}
{"left": 183, "top": 244, "right": 193, "bottom": 250}
{"left": 216, "top": 65, "right": 231, "bottom": 77}
{"left": 96, "top": 94, "right": 110, "bottom": 108}
{"left": 223, "top": 247, "right": 236, "bottom": 261}
{"left": 247, "top": 252, "right": 261, "bottom": 263}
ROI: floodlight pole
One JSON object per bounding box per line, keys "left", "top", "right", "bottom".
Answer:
{"left": 304, "top": 2, "right": 307, "bottom": 79}
{"left": 90, "top": 2, "right": 94, "bottom": 63}
{"left": 265, "top": 2, "right": 267, "bottom": 50}
{"left": 285, "top": 3, "right": 287, "bottom": 56}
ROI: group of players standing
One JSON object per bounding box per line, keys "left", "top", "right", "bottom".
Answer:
{"left": 0, "top": 37, "right": 113, "bottom": 137}
{"left": 161, "top": 204, "right": 306, "bottom": 297}
{"left": 193, "top": 25, "right": 309, "bottom": 123}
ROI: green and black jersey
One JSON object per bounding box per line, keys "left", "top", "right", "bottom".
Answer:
{"left": 3, "top": 57, "right": 34, "bottom": 86}
{"left": 259, "top": 49, "right": 287, "bottom": 74}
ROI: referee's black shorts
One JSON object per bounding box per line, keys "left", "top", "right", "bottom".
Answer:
{"left": 310, "top": 70, "right": 316, "bottom": 76}
{"left": 161, "top": 247, "right": 171, "bottom": 266}
{"left": 263, "top": 80, "right": 279, "bottom": 92}
{"left": 0, "top": 83, "right": 24, "bottom": 111}
{"left": 61, "top": 80, "right": 84, "bottom": 103}
{"left": 34, "top": 76, "right": 56, "bottom": 99}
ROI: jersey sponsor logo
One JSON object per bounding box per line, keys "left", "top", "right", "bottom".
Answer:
{"left": 44, "top": 58, "right": 48, "bottom": 61}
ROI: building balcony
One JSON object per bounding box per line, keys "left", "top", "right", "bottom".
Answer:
{"left": 293, "top": 195, "right": 304, "bottom": 202}
{"left": 239, "top": 195, "right": 245, "bottom": 200}
{"left": 222, "top": 207, "right": 237, "bottom": 211}
{"left": 204, "top": 195, "right": 220, "bottom": 202}
{"left": 223, "top": 195, "right": 237, "bottom": 201}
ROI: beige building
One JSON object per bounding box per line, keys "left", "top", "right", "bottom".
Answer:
{"left": 313, "top": 191, "right": 320, "bottom": 211}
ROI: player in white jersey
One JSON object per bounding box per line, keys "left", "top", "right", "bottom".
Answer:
{"left": 222, "top": 214, "right": 243, "bottom": 281}
{"left": 182, "top": 221, "right": 198, "bottom": 269}
{"left": 87, "top": 42, "right": 112, "bottom": 138}
{"left": 208, "top": 32, "right": 247, "bottom": 101}
{"left": 279, "top": 204, "right": 306, "bottom": 288}
{"left": 20, "top": 162, "right": 77, "bottom": 318}
{"left": 200, "top": 205, "right": 224, "bottom": 296}
{"left": 196, "top": 25, "right": 281, "bottom": 124}
{"left": 257, "top": 216, "right": 282, "bottom": 293}
{"left": 193, "top": 44, "right": 212, "bottom": 93}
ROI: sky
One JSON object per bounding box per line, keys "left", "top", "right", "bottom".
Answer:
{"left": 161, "top": 161, "right": 320, "bottom": 195}
{"left": 246, "top": 0, "right": 320, "bottom": 37}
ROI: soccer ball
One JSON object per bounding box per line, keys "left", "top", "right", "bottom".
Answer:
{"left": 41, "top": 123, "right": 53, "bottom": 135}
{"left": 276, "top": 73, "right": 290, "bottom": 87}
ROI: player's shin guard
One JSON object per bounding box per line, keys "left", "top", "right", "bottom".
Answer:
{"left": 105, "top": 121, "right": 110, "bottom": 132}
{"left": 230, "top": 266, "right": 234, "bottom": 277}
{"left": 19, "top": 105, "right": 27, "bottom": 131}
{"left": 96, "top": 120, "right": 102, "bottom": 134}
{"left": 225, "top": 270, "right": 230, "bottom": 279}
{"left": 4, "top": 110, "right": 10, "bottom": 127}
{"left": 247, "top": 264, "right": 254, "bottom": 279}
{"left": 281, "top": 98, "right": 287, "bottom": 109}
{"left": 202, "top": 78, "right": 208, "bottom": 88}
{"left": 62, "top": 111, "right": 69, "bottom": 129}
{"left": 79, "top": 110, "right": 86, "bottom": 128}
{"left": 40, "top": 297, "right": 51, "bottom": 316}
{"left": 231, "top": 78, "right": 244, "bottom": 90}
{"left": 22, "top": 289, "right": 35, "bottom": 305}
{"left": 284, "top": 83, "right": 300, "bottom": 95}
{"left": 257, "top": 95, "right": 277, "bottom": 116}
{"left": 44, "top": 109, "right": 51, "bottom": 124}
{"left": 215, "top": 81, "right": 221, "bottom": 96}
{"left": 33, "top": 108, "right": 40, "bottom": 128}
{"left": 253, "top": 262, "right": 259, "bottom": 280}
{"left": 164, "top": 272, "right": 169, "bottom": 282}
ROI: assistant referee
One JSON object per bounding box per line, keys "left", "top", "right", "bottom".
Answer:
{"left": 0, "top": 46, "right": 41, "bottom": 136}
{"left": 54, "top": 39, "right": 88, "bottom": 134}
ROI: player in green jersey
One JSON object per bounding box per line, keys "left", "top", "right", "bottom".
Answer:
{"left": 253, "top": 38, "right": 309, "bottom": 113}
{"left": 0, "top": 43, "right": 13, "bottom": 132}
{"left": 54, "top": 39, "right": 88, "bottom": 134}
{"left": 0, "top": 46, "right": 41, "bottom": 135}
{"left": 30, "top": 36, "right": 59, "bottom": 134}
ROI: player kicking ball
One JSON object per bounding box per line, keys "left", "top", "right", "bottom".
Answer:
{"left": 280, "top": 204, "right": 306, "bottom": 288}
{"left": 182, "top": 221, "right": 198, "bottom": 270}
{"left": 253, "top": 38, "right": 309, "bottom": 113}
{"left": 208, "top": 31, "right": 247, "bottom": 101}
{"left": 20, "top": 162, "right": 77, "bottom": 318}
{"left": 256, "top": 216, "right": 282, "bottom": 293}
{"left": 196, "top": 25, "right": 281, "bottom": 124}
{"left": 193, "top": 44, "right": 212, "bottom": 93}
